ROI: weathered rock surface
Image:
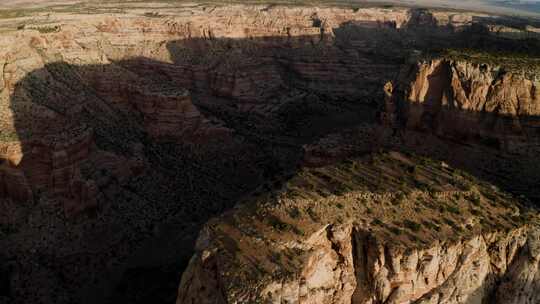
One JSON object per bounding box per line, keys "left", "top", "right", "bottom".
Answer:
{"left": 181, "top": 225, "right": 540, "bottom": 304}
{"left": 177, "top": 152, "right": 540, "bottom": 304}
{"left": 383, "top": 58, "right": 540, "bottom": 152}
{"left": 1, "top": 6, "right": 536, "bottom": 205}
{"left": 0, "top": 3, "right": 538, "bottom": 304}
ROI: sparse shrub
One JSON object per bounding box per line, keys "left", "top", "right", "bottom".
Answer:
{"left": 35, "top": 25, "right": 60, "bottom": 34}
{"left": 444, "top": 218, "right": 462, "bottom": 232}
{"left": 371, "top": 218, "right": 383, "bottom": 226}
{"left": 269, "top": 252, "right": 282, "bottom": 264}
{"left": 404, "top": 220, "right": 422, "bottom": 232}
{"left": 408, "top": 233, "right": 420, "bottom": 242}
{"left": 292, "top": 226, "right": 304, "bottom": 236}
{"left": 306, "top": 206, "right": 319, "bottom": 222}
{"left": 438, "top": 205, "right": 446, "bottom": 213}
{"left": 407, "top": 165, "right": 418, "bottom": 174}
{"left": 287, "top": 206, "right": 301, "bottom": 219}
{"left": 393, "top": 192, "right": 405, "bottom": 205}
{"left": 446, "top": 205, "right": 461, "bottom": 215}
{"left": 144, "top": 12, "right": 162, "bottom": 18}
{"left": 480, "top": 190, "right": 498, "bottom": 202}
{"left": 267, "top": 215, "right": 291, "bottom": 232}
{"left": 389, "top": 226, "right": 402, "bottom": 235}
{"left": 510, "top": 215, "right": 523, "bottom": 223}
{"left": 468, "top": 192, "right": 481, "bottom": 206}
{"left": 254, "top": 263, "right": 267, "bottom": 276}
{"left": 470, "top": 208, "right": 482, "bottom": 216}
{"left": 422, "top": 220, "right": 440, "bottom": 232}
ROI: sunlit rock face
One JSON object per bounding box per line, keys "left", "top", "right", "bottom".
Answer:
{"left": 0, "top": 5, "right": 434, "bottom": 213}
{"left": 177, "top": 152, "right": 540, "bottom": 304}
{"left": 181, "top": 225, "right": 540, "bottom": 304}
{"left": 0, "top": 3, "right": 539, "bottom": 304}
{"left": 382, "top": 59, "right": 540, "bottom": 153}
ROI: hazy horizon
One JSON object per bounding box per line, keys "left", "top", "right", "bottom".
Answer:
{"left": 372, "top": 0, "right": 540, "bottom": 17}
{"left": 0, "top": 0, "right": 539, "bottom": 18}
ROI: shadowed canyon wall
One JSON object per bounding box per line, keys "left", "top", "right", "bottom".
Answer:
{"left": 0, "top": 7, "right": 418, "bottom": 303}
{"left": 0, "top": 5, "right": 539, "bottom": 304}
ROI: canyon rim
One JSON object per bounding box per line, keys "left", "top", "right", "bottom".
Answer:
{"left": 0, "top": 1, "right": 539, "bottom": 304}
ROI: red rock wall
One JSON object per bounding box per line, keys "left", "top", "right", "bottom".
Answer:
{"left": 385, "top": 59, "right": 540, "bottom": 151}
{"left": 0, "top": 131, "right": 96, "bottom": 215}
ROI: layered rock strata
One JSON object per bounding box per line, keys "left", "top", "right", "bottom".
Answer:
{"left": 0, "top": 129, "right": 97, "bottom": 213}
{"left": 177, "top": 152, "right": 540, "bottom": 304}
{"left": 383, "top": 58, "right": 540, "bottom": 152}
{"left": 181, "top": 223, "right": 539, "bottom": 304}
{"left": 0, "top": 4, "right": 538, "bottom": 303}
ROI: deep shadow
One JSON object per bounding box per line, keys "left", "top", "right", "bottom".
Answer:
{"left": 0, "top": 13, "right": 539, "bottom": 304}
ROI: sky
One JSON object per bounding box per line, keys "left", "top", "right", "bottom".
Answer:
{"left": 375, "top": 0, "right": 540, "bottom": 16}
{"left": 488, "top": 0, "right": 540, "bottom": 13}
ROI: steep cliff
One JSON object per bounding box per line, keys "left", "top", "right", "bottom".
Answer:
{"left": 383, "top": 57, "right": 540, "bottom": 153}
{"left": 1, "top": 4, "right": 536, "bottom": 213}
{"left": 177, "top": 152, "right": 540, "bottom": 304}
{"left": 0, "top": 5, "right": 439, "bottom": 214}
{"left": 0, "top": 3, "right": 539, "bottom": 304}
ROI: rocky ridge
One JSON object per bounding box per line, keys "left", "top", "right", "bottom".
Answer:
{"left": 178, "top": 152, "right": 540, "bottom": 303}
{"left": 0, "top": 3, "right": 538, "bottom": 304}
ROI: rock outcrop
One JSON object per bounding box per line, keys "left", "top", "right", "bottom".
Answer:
{"left": 0, "top": 5, "right": 418, "bottom": 214}
{"left": 0, "top": 5, "right": 440, "bottom": 303}
{"left": 180, "top": 224, "right": 540, "bottom": 304}
{"left": 0, "top": 129, "right": 97, "bottom": 214}
{"left": 0, "top": 3, "right": 539, "bottom": 304}
{"left": 177, "top": 152, "right": 540, "bottom": 304}
{"left": 383, "top": 58, "right": 540, "bottom": 152}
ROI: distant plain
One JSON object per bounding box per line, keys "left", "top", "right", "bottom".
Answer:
{"left": 0, "top": 0, "right": 539, "bottom": 17}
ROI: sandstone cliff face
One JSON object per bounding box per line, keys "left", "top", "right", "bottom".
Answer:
{"left": 177, "top": 152, "right": 540, "bottom": 304}
{"left": 0, "top": 5, "right": 427, "bottom": 213}
{"left": 1, "top": 5, "right": 530, "bottom": 214}
{"left": 0, "top": 4, "right": 539, "bottom": 304}
{"left": 384, "top": 59, "right": 540, "bottom": 152}
{"left": 180, "top": 224, "right": 539, "bottom": 304}
{"left": 0, "top": 129, "right": 97, "bottom": 212}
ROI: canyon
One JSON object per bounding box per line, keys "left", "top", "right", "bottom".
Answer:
{"left": 0, "top": 2, "right": 538, "bottom": 304}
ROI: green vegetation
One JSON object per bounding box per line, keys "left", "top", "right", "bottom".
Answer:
{"left": 143, "top": 12, "right": 163, "bottom": 18}
{"left": 435, "top": 48, "right": 540, "bottom": 75}
{"left": 468, "top": 192, "right": 482, "bottom": 206}
{"left": 287, "top": 206, "right": 301, "bottom": 219}
{"left": 306, "top": 206, "right": 319, "bottom": 222}
{"left": 446, "top": 205, "right": 461, "bottom": 215}
{"left": 371, "top": 218, "right": 383, "bottom": 226}
{"left": 0, "top": 130, "right": 19, "bottom": 142}
{"left": 267, "top": 215, "right": 290, "bottom": 231}
{"left": 388, "top": 226, "right": 402, "bottom": 235}
{"left": 34, "top": 25, "right": 61, "bottom": 34}
{"left": 444, "top": 218, "right": 462, "bottom": 232}
{"left": 403, "top": 219, "right": 422, "bottom": 232}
